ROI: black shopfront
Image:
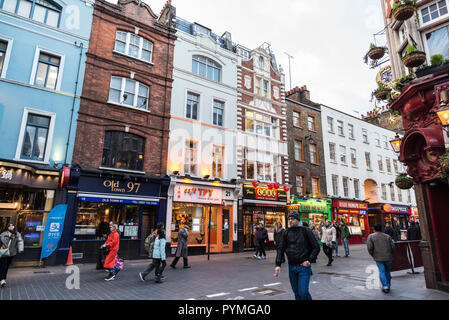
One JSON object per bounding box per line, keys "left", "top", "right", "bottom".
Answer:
{"left": 50, "top": 166, "right": 170, "bottom": 265}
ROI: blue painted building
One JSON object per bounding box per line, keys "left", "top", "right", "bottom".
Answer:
{"left": 0, "top": 0, "right": 93, "bottom": 264}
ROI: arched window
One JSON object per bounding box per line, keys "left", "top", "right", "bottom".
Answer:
{"left": 192, "top": 55, "right": 221, "bottom": 82}
{"left": 1, "top": 0, "right": 62, "bottom": 28}
{"left": 101, "top": 131, "right": 145, "bottom": 171}
{"left": 115, "top": 30, "right": 154, "bottom": 63}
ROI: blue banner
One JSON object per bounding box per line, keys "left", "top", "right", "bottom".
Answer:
{"left": 40, "top": 204, "right": 67, "bottom": 260}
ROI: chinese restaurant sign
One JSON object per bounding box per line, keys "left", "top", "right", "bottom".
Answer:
{"left": 243, "top": 185, "right": 288, "bottom": 202}
{"left": 174, "top": 184, "right": 222, "bottom": 204}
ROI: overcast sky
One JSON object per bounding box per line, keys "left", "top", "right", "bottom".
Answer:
{"left": 143, "top": 0, "right": 387, "bottom": 117}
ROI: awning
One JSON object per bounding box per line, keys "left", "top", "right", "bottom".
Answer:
{"left": 78, "top": 192, "right": 160, "bottom": 206}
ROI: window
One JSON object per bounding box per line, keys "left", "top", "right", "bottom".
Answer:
{"left": 184, "top": 140, "right": 198, "bottom": 176}
{"left": 246, "top": 151, "right": 277, "bottom": 182}
{"left": 327, "top": 116, "right": 334, "bottom": 133}
{"left": 386, "top": 157, "right": 392, "bottom": 173}
{"left": 312, "top": 177, "right": 320, "bottom": 198}
{"left": 329, "top": 143, "right": 336, "bottom": 162}
{"left": 421, "top": 1, "right": 448, "bottom": 24}
{"left": 296, "top": 176, "right": 305, "bottom": 196}
{"left": 101, "top": 131, "right": 145, "bottom": 171}
{"left": 0, "top": 40, "right": 8, "bottom": 77}
{"left": 2, "top": 0, "right": 62, "bottom": 28}
{"left": 308, "top": 115, "right": 316, "bottom": 131}
{"left": 212, "top": 145, "right": 224, "bottom": 178}
{"left": 339, "top": 145, "right": 347, "bottom": 164}
{"left": 350, "top": 148, "right": 357, "bottom": 166}
{"left": 365, "top": 152, "right": 372, "bottom": 170}
{"left": 258, "top": 56, "right": 264, "bottom": 68}
{"left": 362, "top": 129, "right": 369, "bottom": 143}
{"left": 293, "top": 111, "right": 301, "bottom": 127}
{"left": 213, "top": 100, "right": 224, "bottom": 126}
{"left": 375, "top": 133, "right": 381, "bottom": 147}
{"left": 390, "top": 184, "right": 396, "bottom": 202}
{"left": 108, "top": 76, "right": 149, "bottom": 110}
{"left": 342, "top": 177, "right": 349, "bottom": 198}
{"left": 348, "top": 124, "right": 354, "bottom": 139}
{"left": 393, "top": 160, "right": 399, "bottom": 173}
{"left": 397, "top": 187, "right": 403, "bottom": 202}
{"left": 378, "top": 155, "right": 384, "bottom": 171}
{"left": 245, "top": 111, "right": 275, "bottom": 137}
{"left": 383, "top": 135, "right": 389, "bottom": 149}
{"left": 332, "top": 175, "right": 339, "bottom": 196}
{"left": 294, "top": 140, "right": 303, "bottom": 161}
{"left": 354, "top": 179, "right": 360, "bottom": 199}
{"left": 407, "top": 189, "right": 412, "bottom": 203}
{"left": 186, "top": 92, "right": 199, "bottom": 120}
{"left": 425, "top": 24, "right": 449, "bottom": 60}
{"left": 309, "top": 143, "right": 318, "bottom": 164}
{"left": 34, "top": 52, "right": 60, "bottom": 90}
{"left": 192, "top": 55, "right": 221, "bottom": 82}
{"left": 114, "top": 31, "right": 154, "bottom": 63}
{"left": 20, "top": 113, "right": 50, "bottom": 161}
{"left": 263, "top": 80, "right": 269, "bottom": 98}
{"left": 381, "top": 184, "right": 387, "bottom": 200}
{"left": 337, "top": 120, "right": 344, "bottom": 136}
{"left": 255, "top": 77, "right": 262, "bottom": 95}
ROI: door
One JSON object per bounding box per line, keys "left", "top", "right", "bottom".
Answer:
{"left": 207, "top": 206, "right": 233, "bottom": 253}
{"left": 243, "top": 214, "right": 253, "bottom": 250}
{"left": 0, "top": 213, "right": 14, "bottom": 232}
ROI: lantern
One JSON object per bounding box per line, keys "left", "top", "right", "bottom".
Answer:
{"left": 284, "top": 186, "right": 290, "bottom": 192}
{"left": 437, "top": 105, "right": 449, "bottom": 128}
{"left": 274, "top": 183, "right": 280, "bottom": 189}
{"left": 267, "top": 184, "right": 273, "bottom": 190}
{"left": 389, "top": 134, "right": 402, "bottom": 153}
{"left": 252, "top": 181, "right": 259, "bottom": 188}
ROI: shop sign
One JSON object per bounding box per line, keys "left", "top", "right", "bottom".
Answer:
{"left": 174, "top": 184, "right": 222, "bottom": 204}
{"left": 103, "top": 180, "right": 142, "bottom": 194}
{"left": 40, "top": 204, "right": 67, "bottom": 260}
{"left": 0, "top": 169, "right": 13, "bottom": 181}
{"left": 243, "top": 185, "right": 288, "bottom": 202}
{"left": 382, "top": 204, "right": 411, "bottom": 214}
{"left": 336, "top": 200, "right": 368, "bottom": 210}
{"left": 255, "top": 187, "right": 277, "bottom": 201}
{"left": 288, "top": 200, "right": 329, "bottom": 214}
{"left": 0, "top": 166, "right": 57, "bottom": 189}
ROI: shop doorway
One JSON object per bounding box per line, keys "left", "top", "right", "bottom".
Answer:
{"left": 207, "top": 206, "right": 233, "bottom": 253}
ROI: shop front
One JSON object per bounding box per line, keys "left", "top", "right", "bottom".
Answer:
{"left": 368, "top": 203, "right": 412, "bottom": 241}
{"left": 167, "top": 179, "right": 239, "bottom": 255}
{"left": 332, "top": 199, "right": 369, "bottom": 244}
{"left": 0, "top": 160, "right": 59, "bottom": 265}
{"left": 411, "top": 207, "right": 420, "bottom": 223}
{"left": 240, "top": 183, "right": 288, "bottom": 251}
{"left": 288, "top": 195, "right": 331, "bottom": 227}
{"left": 51, "top": 166, "right": 170, "bottom": 265}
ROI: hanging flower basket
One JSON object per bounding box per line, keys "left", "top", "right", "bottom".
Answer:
{"left": 441, "top": 158, "right": 449, "bottom": 172}
{"left": 368, "top": 47, "right": 385, "bottom": 60}
{"left": 374, "top": 88, "right": 391, "bottom": 100}
{"left": 392, "top": 4, "right": 416, "bottom": 21}
{"left": 402, "top": 51, "right": 426, "bottom": 68}
{"left": 395, "top": 174, "right": 414, "bottom": 189}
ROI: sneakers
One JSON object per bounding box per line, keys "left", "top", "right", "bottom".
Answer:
{"left": 139, "top": 272, "right": 145, "bottom": 282}
{"left": 382, "top": 288, "right": 390, "bottom": 293}
{"left": 261, "top": 256, "right": 267, "bottom": 260}
{"left": 105, "top": 273, "right": 115, "bottom": 281}
{"left": 253, "top": 254, "right": 258, "bottom": 259}
{"left": 256, "top": 256, "right": 262, "bottom": 260}
{"left": 0, "top": 280, "right": 6, "bottom": 288}
{"left": 336, "top": 254, "right": 341, "bottom": 257}
{"left": 183, "top": 265, "right": 191, "bottom": 269}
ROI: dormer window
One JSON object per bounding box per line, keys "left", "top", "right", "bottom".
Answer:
{"left": 193, "top": 23, "right": 211, "bottom": 36}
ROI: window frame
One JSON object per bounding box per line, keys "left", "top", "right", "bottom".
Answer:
{"left": 309, "top": 142, "right": 319, "bottom": 165}
{"left": 183, "top": 138, "right": 199, "bottom": 176}
{"left": 192, "top": 55, "right": 222, "bottom": 82}
{"left": 332, "top": 174, "right": 339, "bottom": 196}
{"left": 211, "top": 144, "right": 224, "bottom": 179}
{"left": 329, "top": 142, "right": 336, "bottom": 162}
{"left": 327, "top": 116, "right": 334, "bottom": 133}
{"left": 245, "top": 150, "right": 278, "bottom": 183}
{"left": 348, "top": 124, "right": 355, "bottom": 140}
{"left": 107, "top": 76, "right": 150, "bottom": 111}
{"left": 339, "top": 145, "right": 347, "bottom": 164}
{"left": 292, "top": 110, "right": 301, "bottom": 128}
{"left": 337, "top": 120, "right": 344, "bottom": 136}
{"left": 1, "top": 0, "right": 62, "bottom": 28}
{"left": 185, "top": 90, "right": 200, "bottom": 121}
{"left": 311, "top": 177, "right": 321, "bottom": 198}
{"left": 419, "top": 0, "right": 448, "bottom": 26}
{"left": 113, "top": 30, "right": 154, "bottom": 64}
{"left": 354, "top": 179, "right": 360, "bottom": 199}
{"left": 294, "top": 139, "right": 304, "bottom": 162}
{"left": 0, "top": 35, "right": 13, "bottom": 78}
{"left": 15, "top": 107, "right": 56, "bottom": 164}
{"left": 29, "top": 46, "right": 65, "bottom": 91}
{"left": 296, "top": 175, "right": 305, "bottom": 196}
{"left": 307, "top": 114, "right": 316, "bottom": 132}
{"left": 101, "top": 131, "right": 145, "bottom": 173}
{"left": 212, "top": 99, "right": 225, "bottom": 127}
{"left": 342, "top": 176, "right": 349, "bottom": 198}
{"left": 350, "top": 148, "right": 357, "bottom": 167}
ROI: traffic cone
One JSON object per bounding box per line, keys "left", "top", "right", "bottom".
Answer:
{"left": 65, "top": 246, "right": 73, "bottom": 266}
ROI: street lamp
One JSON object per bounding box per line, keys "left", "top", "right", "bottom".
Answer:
{"left": 390, "top": 133, "right": 402, "bottom": 153}
{"left": 436, "top": 104, "right": 449, "bottom": 137}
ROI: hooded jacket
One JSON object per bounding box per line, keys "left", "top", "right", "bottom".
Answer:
{"left": 275, "top": 226, "right": 320, "bottom": 267}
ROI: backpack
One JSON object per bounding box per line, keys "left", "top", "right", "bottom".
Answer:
{"left": 144, "top": 232, "right": 156, "bottom": 254}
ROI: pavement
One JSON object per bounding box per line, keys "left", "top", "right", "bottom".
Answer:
{"left": 1, "top": 244, "right": 449, "bottom": 300}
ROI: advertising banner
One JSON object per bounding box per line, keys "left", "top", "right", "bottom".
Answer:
{"left": 40, "top": 204, "right": 67, "bottom": 260}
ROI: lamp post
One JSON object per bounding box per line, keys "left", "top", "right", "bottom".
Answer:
{"left": 208, "top": 203, "right": 212, "bottom": 261}
{"left": 390, "top": 133, "right": 402, "bottom": 153}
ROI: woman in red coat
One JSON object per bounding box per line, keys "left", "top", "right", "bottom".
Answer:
{"left": 101, "top": 224, "right": 120, "bottom": 281}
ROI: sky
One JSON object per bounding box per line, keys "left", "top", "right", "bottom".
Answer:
{"left": 141, "top": 0, "right": 388, "bottom": 118}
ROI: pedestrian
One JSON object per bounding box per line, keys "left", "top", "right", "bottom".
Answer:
{"left": 0, "top": 223, "right": 24, "bottom": 288}
{"left": 340, "top": 220, "right": 351, "bottom": 257}
{"left": 274, "top": 211, "right": 320, "bottom": 300}
{"left": 140, "top": 224, "right": 167, "bottom": 283}
{"left": 384, "top": 222, "right": 397, "bottom": 241}
{"left": 333, "top": 221, "right": 341, "bottom": 257}
{"left": 139, "top": 223, "right": 163, "bottom": 281}
{"left": 96, "top": 221, "right": 115, "bottom": 270}
{"left": 416, "top": 222, "right": 422, "bottom": 239}
{"left": 274, "top": 221, "right": 285, "bottom": 263}
{"left": 256, "top": 223, "right": 268, "bottom": 260}
{"left": 170, "top": 225, "right": 191, "bottom": 269}
{"left": 321, "top": 220, "right": 336, "bottom": 266}
{"left": 102, "top": 223, "right": 120, "bottom": 281}
{"left": 253, "top": 225, "right": 261, "bottom": 259}
{"left": 407, "top": 221, "right": 422, "bottom": 241}
{"left": 310, "top": 224, "right": 320, "bottom": 242}
{"left": 367, "top": 224, "right": 395, "bottom": 293}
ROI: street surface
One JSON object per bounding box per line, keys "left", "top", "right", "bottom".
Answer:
{"left": 1, "top": 245, "right": 448, "bottom": 300}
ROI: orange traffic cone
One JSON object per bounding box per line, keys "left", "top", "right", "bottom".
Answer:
{"left": 65, "top": 246, "right": 73, "bottom": 266}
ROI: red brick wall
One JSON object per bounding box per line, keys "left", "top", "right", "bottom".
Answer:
{"left": 72, "top": 0, "right": 176, "bottom": 176}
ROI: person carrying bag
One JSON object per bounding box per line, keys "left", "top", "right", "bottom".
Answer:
{"left": 0, "top": 223, "right": 24, "bottom": 288}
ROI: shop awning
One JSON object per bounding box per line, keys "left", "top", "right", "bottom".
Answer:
{"left": 77, "top": 192, "right": 160, "bottom": 206}
{"left": 243, "top": 199, "right": 287, "bottom": 206}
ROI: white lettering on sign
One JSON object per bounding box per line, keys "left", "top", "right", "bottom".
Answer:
{"left": 174, "top": 184, "right": 222, "bottom": 204}
{"left": 0, "top": 169, "right": 13, "bottom": 181}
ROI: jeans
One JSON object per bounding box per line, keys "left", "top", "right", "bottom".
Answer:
{"left": 0, "top": 257, "right": 13, "bottom": 281}
{"left": 171, "top": 256, "right": 188, "bottom": 267}
{"left": 258, "top": 240, "right": 266, "bottom": 257}
{"left": 288, "top": 265, "right": 312, "bottom": 300}
{"left": 333, "top": 239, "right": 339, "bottom": 255}
{"left": 342, "top": 238, "right": 350, "bottom": 256}
{"left": 322, "top": 244, "right": 333, "bottom": 264}
{"left": 376, "top": 261, "right": 392, "bottom": 289}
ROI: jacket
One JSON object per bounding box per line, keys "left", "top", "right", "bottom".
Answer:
{"left": 340, "top": 223, "right": 350, "bottom": 239}
{"left": 367, "top": 231, "right": 395, "bottom": 262}
{"left": 274, "top": 228, "right": 285, "bottom": 246}
{"left": 0, "top": 231, "right": 24, "bottom": 257}
{"left": 175, "top": 227, "right": 189, "bottom": 258}
{"left": 384, "top": 226, "right": 397, "bottom": 241}
{"left": 152, "top": 236, "right": 167, "bottom": 260}
{"left": 407, "top": 226, "right": 421, "bottom": 241}
{"left": 276, "top": 226, "right": 320, "bottom": 267}
{"left": 256, "top": 228, "right": 268, "bottom": 242}
{"left": 145, "top": 231, "right": 157, "bottom": 258}
{"left": 333, "top": 224, "right": 341, "bottom": 239}
{"left": 321, "top": 225, "right": 336, "bottom": 246}
{"left": 103, "top": 230, "right": 120, "bottom": 269}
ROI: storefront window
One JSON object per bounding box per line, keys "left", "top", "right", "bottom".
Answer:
{"left": 336, "top": 213, "right": 363, "bottom": 236}
{"left": 171, "top": 203, "right": 207, "bottom": 245}
{"left": 17, "top": 212, "right": 44, "bottom": 247}
{"left": 0, "top": 189, "right": 20, "bottom": 203}
{"left": 264, "top": 210, "right": 286, "bottom": 241}
{"left": 76, "top": 201, "right": 140, "bottom": 240}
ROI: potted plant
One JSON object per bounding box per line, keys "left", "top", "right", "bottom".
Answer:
{"left": 395, "top": 173, "right": 414, "bottom": 189}
{"left": 402, "top": 45, "right": 426, "bottom": 68}
{"left": 373, "top": 82, "right": 391, "bottom": 101}
{"left": 416, "top": 54, "right": 449, "bottom": 78}
{"left": 365, "top": 43, "right": 386, "bottom": 63}
{"left": 392, "top": 0, "right": 416, "bottom": 21}
{"left": 438, "top": 148, "right": 449, "bottom": 184}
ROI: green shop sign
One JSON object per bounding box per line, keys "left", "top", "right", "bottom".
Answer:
{"left": 288, "top": 199, "right": 330, "bottom": 214}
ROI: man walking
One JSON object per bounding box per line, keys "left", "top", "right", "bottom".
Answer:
{"left": 274, "top": 212, "right": 320, "bottom": 300}
{"left": 333, "top": 221, "right": 341, "bottom": 257}
{"left": 384, "top": 222, "right": 397, "bottom": 241}
{"left": 367, "top": 224, "right": 395, "bottom": 293}
{"left": 256, "top": 223, "right": 268, "bottom": 260}
{"left": 170, "top": 225, "right": 191, "bottom": 269}
{"left": 340, "top": 220, "right": 351, "bottom": 257}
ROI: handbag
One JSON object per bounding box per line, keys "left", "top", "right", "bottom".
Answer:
{"left": 0, "top": 239, "right": 12, "bottom": 258}
{"left": 114, "top": 255, "right": 124, "bottom": 270}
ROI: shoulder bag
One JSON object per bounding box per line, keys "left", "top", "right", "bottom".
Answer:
{"left": 0, "top": 239, "right": 12, "bottom": 258}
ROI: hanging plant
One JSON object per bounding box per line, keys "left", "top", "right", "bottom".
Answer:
{"left": 364, "top": 43, "right": 386, "bottom": 64}
{"left": 373, "top": 82, "right": 391, "bottom": 101}
{"left": 392, "top": 0, "right": 417, "bottom": 21}
{"left": 395, "top": 173, "right": 414, "bottom": 189}
{"left": 402, "top": 45, "right": 426, "bottom": 68}
{"left": 438, "top": 149, "right": 449, "bottom": 183}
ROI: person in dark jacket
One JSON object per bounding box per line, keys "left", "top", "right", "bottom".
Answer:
{"left": 274, "top": 212, "right": 320, "bottom": 300}
{"left": 256, "top": 224, "right": 269, "bottom": 260}
{"left": 407, "top": 222, "right": 422, "bottom": 241}
{"left": 384, "top": 222, "right": 397, "bottom": 241}
{"left": 0, "top": 223, "right": 24, "bottom": 288}
{"left": 333, "top": 221, "right": 341, "bottom": 257}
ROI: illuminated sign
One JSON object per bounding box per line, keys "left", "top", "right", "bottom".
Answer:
{"left": 382, "top": 203, "right": 411, "bottom": 214}
{"left": 0, "top": 169, "right": 13, "bottom": 181}
{"left": 174, "top": 184, "right": 222, "bottom": 204}
{"left": 255, "top": 187, "right": 277, "bottom": 201}
{"left": 103, "top": 180, "right": 141, "bottom": 194}
{"left": 288, "top": 200, "right": 329, "bottom": 214}
{"left": 336, "top": 200, "right": 368, "bottom": 210}
{"left": 243, "top": 185, "right": 288, "bottom": 203}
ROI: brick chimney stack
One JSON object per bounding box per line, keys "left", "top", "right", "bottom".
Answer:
{"left": 285, "top": 85, "right": 310, "bottom": 103}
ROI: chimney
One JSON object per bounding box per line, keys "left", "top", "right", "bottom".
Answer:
{"left": 300, "top": 85, "right": 310, "bottom": 101}
{"left": 286, "top": 86, "right": 301, "bottom": 102}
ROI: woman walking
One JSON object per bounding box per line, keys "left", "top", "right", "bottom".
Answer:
{"left": 321, "top": 220, "right": 336, "bottom": 266}
{"left": 101, "top": 223, "right": 120, "bottom": 281}
{"left": 0, "top": 223, "right": 24, "bottom": 288}
{"left": 140, "top": 224, "right": 167, "bottom": 282}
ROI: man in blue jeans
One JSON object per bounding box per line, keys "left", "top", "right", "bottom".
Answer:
{"left": 367, "top": 224, "right": 395, "bottom": 293}
{"left": 274, "top": 212, "right": 320, "bottom": 300}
